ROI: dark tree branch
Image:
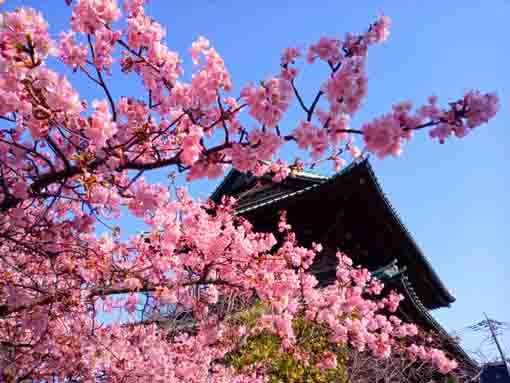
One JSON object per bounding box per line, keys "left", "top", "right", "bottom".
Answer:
{"left": 87, "top": 34, "right": 117, "bottom": 122}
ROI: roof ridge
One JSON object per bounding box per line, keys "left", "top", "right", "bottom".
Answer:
{"left": 234, "top": 160, "right": 361, "bottom": 214}
{"left": 210, "top": 162, "right": 336, "bottom": 203}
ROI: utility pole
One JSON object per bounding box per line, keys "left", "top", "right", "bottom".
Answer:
{"left": 484, "top": 312, "right": 510, "bottom": 377}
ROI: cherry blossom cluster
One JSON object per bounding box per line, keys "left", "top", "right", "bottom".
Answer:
{"left": 407, "top": 344, "right": 459, "bottom": 374}
{"left": 58, "top": 31, "right": 88, "bottom": 69}
{"left": 71, "top": 0, "right": 121, "bottom": 33}
{"left": 362, "top": 93, "right": 499, "bottom": 159}
{"left": 0, "top": 189, "right": 460, "bottom": 381}
{"left": 428, "top": 91, "right": 499, "bottom": 144}
{"left": 240, "top": 77, "right": 293, "bottom": 129}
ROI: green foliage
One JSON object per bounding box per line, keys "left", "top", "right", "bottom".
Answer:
{"left": 446, "top": 375, "right": 459, "bottom": 383}
{"left": 225, "top": 333, "right": 282, "bottom": 369}
{"left": 227, "top": 300, "right": 268, "bottom": 328}
{"left": 224, "top": 313, "right": 350, "bottom": 383}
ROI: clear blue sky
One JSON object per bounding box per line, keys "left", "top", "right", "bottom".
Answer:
{"left": 9, "top": 0, "right": 509, "bottom": 360}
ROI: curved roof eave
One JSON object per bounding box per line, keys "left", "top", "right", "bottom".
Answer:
{"left": 209, "top": 168, "right": 244, "bottom": 203}
{"left": 361, "top": 160, "right": 456, "bottom": 306}
{"left": 398, "top": 275, "right": 478, "bottom": 369}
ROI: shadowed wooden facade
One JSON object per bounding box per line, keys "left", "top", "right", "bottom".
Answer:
{"left": 211, "top": 158, "right": 476, "bottom": 369}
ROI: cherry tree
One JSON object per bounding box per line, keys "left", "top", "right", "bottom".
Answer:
{"left": 0, "top": 1, "right": 499, "bottom": 382}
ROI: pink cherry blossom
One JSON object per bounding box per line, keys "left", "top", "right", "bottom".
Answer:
{"left": 316, "top": 351, "right": 338, "bottom": 369}
{"left": 362, "top": 114, "right": 403, "bottom": 159}
{"left": 71, "top": 0, "right": 122, "bottom": 33}
{"left": 241, "top": 77, "right": 293, "bottom": 128}
{"left": 281, "top": 47, "right": 301, "bottom": 66}
{"left": 127, "top": 6, "right": 165, "bottom": 49}
{"left": 1, "top": 7, "right": 52, "bottom": 60}
{"left": 190, "top": 36, "right": 210, "bottom": 66}
{"left": 58, "top": 31, "right": 88, "bottom": 69}
{"left": 307, "top": 37, "right": 342, "bottom": 64}
{"left": 322, "top": 57, "right": 368, "bottom": 116}
{"left": 86, "top": 99, "right": 117, "bottom": 146}
{"left": 93, "top": 27, "right": 123, "bottom": 71}
{"left": 366, "top": 15, "right": 392, "bottom": 43}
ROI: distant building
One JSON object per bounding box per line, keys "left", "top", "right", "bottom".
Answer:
{"left": 212, "top": 158, "right": 476, "bottom": 370}
{"left": 480, "top": 362, "right": 510, "bottom": 383}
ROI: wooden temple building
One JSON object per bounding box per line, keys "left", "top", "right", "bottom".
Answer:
{"left": 211, "top": 158, "right": 476, "bottom": 369}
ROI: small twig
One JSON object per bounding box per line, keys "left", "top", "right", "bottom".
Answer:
{"left": 290, "top": 79, "right": 309, "bottom": 115}
{"left": 87, "top": 34, "right": 117, "bottom": 121}
{"left": 307, "top": 90, "right": 323, "bottom": 121}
